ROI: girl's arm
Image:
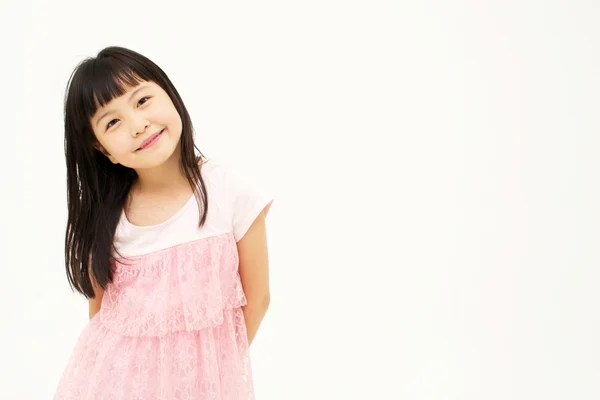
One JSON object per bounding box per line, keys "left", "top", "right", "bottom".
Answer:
{"left": 88, "top": 267, "right": 105, "bottom": 320}
{"left": 237, "top": 208, "right": 271, "bottom": 346}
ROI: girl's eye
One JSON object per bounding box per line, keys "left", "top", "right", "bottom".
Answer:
{"left": 138, "top": 96, "right": 150, "bottom": 106}
{"left": 106, "top": 119, "right": 118, "bottom": 130}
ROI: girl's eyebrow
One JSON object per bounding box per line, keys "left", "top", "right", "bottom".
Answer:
{"left": 94, "top": 85, "right": 150, "bottom": 129}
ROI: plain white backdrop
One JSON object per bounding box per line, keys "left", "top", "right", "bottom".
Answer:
{"left": 1, "top": 0, "right": 599, "bottom": 398}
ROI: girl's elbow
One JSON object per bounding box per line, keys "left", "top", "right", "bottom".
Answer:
{"left": 248, "top": 292, "right": 270, "bottom": 309}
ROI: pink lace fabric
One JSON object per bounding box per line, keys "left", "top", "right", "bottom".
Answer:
{"left": 54, "top": 232, "right": 255, "bottom": 400}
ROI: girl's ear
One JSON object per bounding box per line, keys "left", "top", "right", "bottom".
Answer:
{"left": 94, "top": 142, "right": 119, "bottom": 164}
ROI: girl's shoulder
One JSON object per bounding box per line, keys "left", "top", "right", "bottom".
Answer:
{"left": 199, "top": 157, "right": 231, "bottom": 191}
{"left": 200, "top": 156, "right": 228, "bottom": 177}
{"left": 206, "top": 157, "right": 274, "bottom": 242}
{"left": 200, "top": 156, "right": 250, "bottom": 190}
{"left": 201, "top": 157, "right": 268, "bottom": 198}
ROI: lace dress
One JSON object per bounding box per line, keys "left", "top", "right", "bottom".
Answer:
{"left": 54, "top": 159, "right": 273, "bottom": 400}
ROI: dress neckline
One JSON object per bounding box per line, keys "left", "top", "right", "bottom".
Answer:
{"left": 120, "top": 192, "right": 196, "bottom": 230}
{"left": 119, "top": 158, "right": 211, "bottom": 230}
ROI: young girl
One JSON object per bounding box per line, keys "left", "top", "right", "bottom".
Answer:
{"left": 54, "top": 46, "right": 273, "bottom": 399}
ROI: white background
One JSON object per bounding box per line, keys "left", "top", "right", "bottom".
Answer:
{"left": 1, "top": 0, "right": 598, "bottom": 399}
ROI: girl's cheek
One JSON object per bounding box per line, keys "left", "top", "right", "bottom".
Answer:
{"left": 112, "top": 137, "right": 132, "bottom": 153}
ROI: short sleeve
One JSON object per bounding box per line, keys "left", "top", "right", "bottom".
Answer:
{"left": 225, "top": 163, "right": 274, "bottom": 242}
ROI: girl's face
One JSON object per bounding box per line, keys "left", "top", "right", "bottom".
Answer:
{"left": 90, "top": 80, "right": 182, "bottom": 170}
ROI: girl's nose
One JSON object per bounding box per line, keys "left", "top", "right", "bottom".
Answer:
{"left": 132, "top": 117, "right": 151, "bottom": 137}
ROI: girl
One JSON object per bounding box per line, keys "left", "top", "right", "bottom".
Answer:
{"left": 54, "top": 46, "right": 273, "bottom": 399}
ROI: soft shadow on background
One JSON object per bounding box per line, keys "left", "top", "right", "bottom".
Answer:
{"left": 1, "top": 1, "right": 599, "bottom": 399}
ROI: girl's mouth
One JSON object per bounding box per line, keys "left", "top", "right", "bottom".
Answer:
{"left": 137, "top": 129, "right": 164, "bottom": 151}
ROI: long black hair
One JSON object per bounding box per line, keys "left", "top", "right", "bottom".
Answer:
{"left": 64, "top": 46, "right": 208, "bottom": 298}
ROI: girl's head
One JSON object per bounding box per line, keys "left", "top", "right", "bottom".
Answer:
{"left": 64, "top": 46, "right": 208, "bottom": 297}
{"left": 90, "top": 80, "right": 183, "bottom": 170}
{"left": 65, "top": 46, "right": 194, "bottom": 173}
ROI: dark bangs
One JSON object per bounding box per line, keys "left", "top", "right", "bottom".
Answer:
{"left": 68, "top": 54, "right": 160, "bottom": 126}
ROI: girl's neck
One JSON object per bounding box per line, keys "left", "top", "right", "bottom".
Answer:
{"left": 131, "top": 145, "right": 191, "bottom": 196}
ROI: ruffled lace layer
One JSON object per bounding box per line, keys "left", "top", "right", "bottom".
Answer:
{"left": 99, "top": 232, "right": 246, "bottom": 337}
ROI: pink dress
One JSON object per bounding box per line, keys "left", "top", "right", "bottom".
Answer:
{"left": 54, "top": 159, "right": 273, "bottom": 400}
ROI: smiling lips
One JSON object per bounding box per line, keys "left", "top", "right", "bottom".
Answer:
{"left": 137, "top": 129, "right": 164, "bottom": 151}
